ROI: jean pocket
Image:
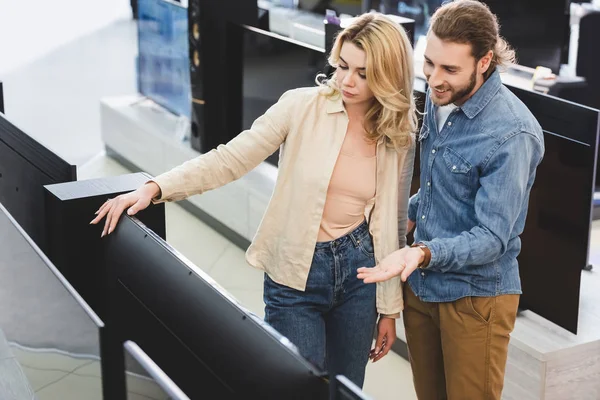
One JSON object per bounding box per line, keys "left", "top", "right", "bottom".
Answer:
{"left": 357, "top": 234, "right": 375, "bottom": 258}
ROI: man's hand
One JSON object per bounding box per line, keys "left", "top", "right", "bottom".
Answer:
{"left": 399, "top": 250, "right": 421, "bottom": 282}
{"left": 357, "top": 247, "right": 424, "bottom": 283}
{"left": 370, "top": 317, "right": 396, "bottom": 362}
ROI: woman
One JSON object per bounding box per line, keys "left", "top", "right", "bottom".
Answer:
{"left": 91, "top": 12, "right": 416, "bottom": 387}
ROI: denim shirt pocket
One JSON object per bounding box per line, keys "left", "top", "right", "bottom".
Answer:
{"left": 442, "top": 147, "right": 473, "bottom": 199}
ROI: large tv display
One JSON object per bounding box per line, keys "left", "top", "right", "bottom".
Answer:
{"left": 242, "top": 25, "right": 327, "bottom": 165}
{"left": 0, "top": 112, "right": 76, "bottom": 254}
{"left": 137, "top": 0, "right": 191, "bottom": 119}
{"left": 368, "top": 0, "right": 446, "bottom": 37}
{"left": 508, "top": 87, "right": 599, "bottom": 334}
{"left": 482, "top": 0, "right": 570, "bottom": 74}
{"left": 298, "top": 0, "right": 364, "bottom": 15}
{"left": 104, "top": 216, "right": 330, "bottom": 399}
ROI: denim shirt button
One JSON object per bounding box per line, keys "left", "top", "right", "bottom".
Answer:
{"left": 421, "top": 272, "right": 425, "bottom": 277}
{"left": 421, "top": 215, "right": 425, "bottom": 220}
{"left": 447, "top": 121, "right": 452, "bottom": 126}
{"left": 432, "top": 149, "right": 436, "bottom": 154}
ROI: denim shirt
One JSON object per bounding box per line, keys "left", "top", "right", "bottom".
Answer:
{"left": 407, "top": 69, "right": 545, "bottom": 302}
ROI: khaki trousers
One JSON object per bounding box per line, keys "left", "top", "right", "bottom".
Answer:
{"left": 403, "top": 285, "right": 519, "bottom": 400}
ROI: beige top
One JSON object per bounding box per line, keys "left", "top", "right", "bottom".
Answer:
{"left": 318, "top": 135, "right": 377, "bottom": 242}
{"left": 152, "top": 87, "right": 415, "bottom": 315}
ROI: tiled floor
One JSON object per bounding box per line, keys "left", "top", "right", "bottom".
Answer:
{"left": 11, "top": 343, "right": 179, "bottom": 400}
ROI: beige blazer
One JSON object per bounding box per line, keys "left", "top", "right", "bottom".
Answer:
{"left": 153, "top": 87, "right": 415, "bottom": 315}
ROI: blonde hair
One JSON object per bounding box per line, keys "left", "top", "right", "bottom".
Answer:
{"left": 318, "top": 13, "right": 417, "bottom": 150}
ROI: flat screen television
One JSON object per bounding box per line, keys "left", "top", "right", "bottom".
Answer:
{"left": 241, "top": 25, "right": 327, "bottom": 165}
{"left": 0, "top": 202, "right": 104, "bottom": 398}
{"left": 507, "top": 87, "right": 599, "bottom": 334}
{"left": 298, "top": 0, "right": 365, "bottom": 15}
{"left": 482, "top": 0, "right": 570, "bottom": 74}
{"left": 137, "top": 0, "right": 191, "bottom": 119}
{"left": 104, "top": 216, "right": 330, "bottom": 399}
{"left": 367, "top": 0, "right": 446, "bottom": 38}
{"left": 0, "top": 112, "right": 76, "bottom": 255}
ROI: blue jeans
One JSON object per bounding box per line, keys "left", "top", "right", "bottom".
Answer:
{"left": 263, "top": 221, "right": 378, "bottom": 388}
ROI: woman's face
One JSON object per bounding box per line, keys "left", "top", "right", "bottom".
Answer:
{"left": 335, "top": 41, "right": 375, "bottom": 107}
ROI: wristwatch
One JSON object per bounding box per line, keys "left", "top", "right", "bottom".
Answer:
{"left": 411, "top": 242, "right": 431, "bottom": 269}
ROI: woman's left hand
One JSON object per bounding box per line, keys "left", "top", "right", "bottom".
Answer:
{"left": 370, "top": 317, "right": 396, "bottom": 362}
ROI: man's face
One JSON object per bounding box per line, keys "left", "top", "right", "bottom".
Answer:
{"left": 423, "top": 33, "right": 482, "bottom": 106}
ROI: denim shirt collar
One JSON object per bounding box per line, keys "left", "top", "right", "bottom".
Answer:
{"left": 459, "top": 68, "right": 502, "bottom": 120}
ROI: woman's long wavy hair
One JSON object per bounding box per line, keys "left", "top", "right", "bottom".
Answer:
{"left": 318, "top": 13, "right": 417, "bottom": 150}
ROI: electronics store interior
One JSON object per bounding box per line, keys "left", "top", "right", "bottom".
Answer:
{"left": 1, "top": 0, "right": 600, "bottom": 399}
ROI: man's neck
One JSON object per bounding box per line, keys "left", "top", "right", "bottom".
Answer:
{"left": 454, "top": 73, "right": 487, "bottom": 106}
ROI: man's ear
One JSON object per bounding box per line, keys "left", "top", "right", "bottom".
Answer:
{"left": 479, "top": 50, "right": 494, "bottom": 75}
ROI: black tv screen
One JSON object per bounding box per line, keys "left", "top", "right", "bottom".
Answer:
{"left": 0, "top": 202, "right": 104, "bottom": 398}
{"left": 0, "top": 112, "right": 76, "bottom": 254}
{"left": 482, "top": 0, "right": 570, "bottom": 73}
{"left": 242, "top": 25, "right": 327, "bottom": 166}
{"left": 298, "top": 0, "right": 364, "bottom": 15}
{"left": 368, "top": 0, "right": 446, "bottom": 37}
{"left": 508, "top": 87, "right": 599, "bottom": 334}
{"left": 104, "top": 216, "right": 330, "bottom": 399}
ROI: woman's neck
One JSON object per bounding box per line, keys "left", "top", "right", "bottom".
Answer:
{"left": 343, "top": 100, "right": 371, "bottom": 121}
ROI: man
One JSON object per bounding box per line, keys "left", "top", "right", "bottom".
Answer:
{"left": 357, "top": 1, "right": 545, "bottom": 399}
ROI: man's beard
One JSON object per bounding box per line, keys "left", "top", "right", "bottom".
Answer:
{"left": 429, "top": 69, "right": 477, "bottom": 106}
